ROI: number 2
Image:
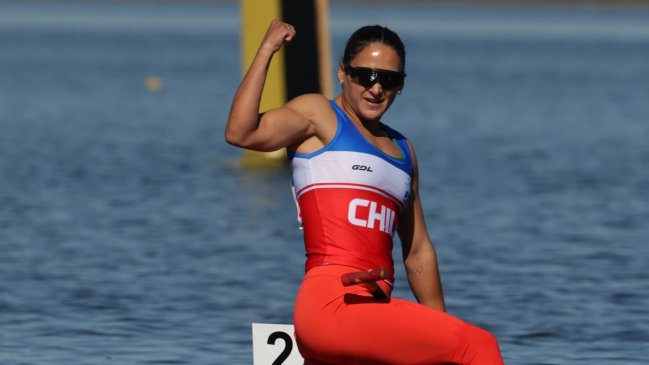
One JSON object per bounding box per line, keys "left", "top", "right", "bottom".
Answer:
{"left": 267, "top": 331, "right": 293, "bottom": 365}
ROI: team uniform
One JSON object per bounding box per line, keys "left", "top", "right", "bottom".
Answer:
{"left": 290, "top": 101, "right": 504, "bottom": 365}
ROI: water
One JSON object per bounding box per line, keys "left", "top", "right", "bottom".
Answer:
{"left": 1, "top": 2, "right": 648, "bottom": 364}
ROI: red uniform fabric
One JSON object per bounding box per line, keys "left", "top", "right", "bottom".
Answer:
{"left": 290, "top": 101, "right": 414, "bottom": 287}
{"left": 294, "top": 265, "right": 505, "bottom": 365}
{"left": 291, "top": 103, "right": 504, "bottom": 364}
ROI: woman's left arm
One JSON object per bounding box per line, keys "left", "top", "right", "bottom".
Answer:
{"left": 398, "top": 141, "right": 446, "bottom": 312}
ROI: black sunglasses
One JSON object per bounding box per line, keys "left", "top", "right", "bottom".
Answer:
{"left": 344, "top": 64, "right": 406, "bottom": 90}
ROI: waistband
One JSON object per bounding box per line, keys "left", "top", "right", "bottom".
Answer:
{"left": 305, "top": 264, "right": 393, "bottom": 298}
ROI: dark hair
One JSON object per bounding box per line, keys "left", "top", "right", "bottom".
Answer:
{"left": 342, "top": 25, "right": 406, "bottom": 72}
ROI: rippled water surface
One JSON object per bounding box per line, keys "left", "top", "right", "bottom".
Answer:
{"left": 1, "top": 2, "right": 648, "bottom": 364}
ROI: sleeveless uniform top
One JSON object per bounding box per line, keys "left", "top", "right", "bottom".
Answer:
{"left": 289, "top": 101, "right": 414, "bottom": 286}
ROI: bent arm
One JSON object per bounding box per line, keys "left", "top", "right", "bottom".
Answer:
{"left": 398, "top": 143, "right": 446, "bottom": 311}
{"left": 224, "top": 20, "right": 316, "bottom": 151}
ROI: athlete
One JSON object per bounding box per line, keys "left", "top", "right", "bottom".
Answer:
{"left": 225, "top": 20, "right": 505, "bottom": 364}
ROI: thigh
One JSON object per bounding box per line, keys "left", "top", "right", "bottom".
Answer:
{"left": 294, "top": 267, "right": 470, "bottom": 365}
{"left": 335, "top": 295, "right": 467, "bottom": 364}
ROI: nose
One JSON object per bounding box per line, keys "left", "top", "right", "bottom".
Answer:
{"left": 368, "top": 81, "right": 384, "bottom": 95}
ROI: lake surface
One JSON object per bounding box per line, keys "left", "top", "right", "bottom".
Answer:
{"left": 1, "top": 2, "right": 648, "bottom": 364}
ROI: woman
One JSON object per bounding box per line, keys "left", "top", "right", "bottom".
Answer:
{"left": 225, "top": 20, "right": 504, "bottom": 365}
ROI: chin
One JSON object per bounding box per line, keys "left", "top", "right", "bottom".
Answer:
{"left": 361, "top": 112, "right": 383, "bottom": 122}
{"left": 361, "top": 105, "right": 386, "bottom": 121}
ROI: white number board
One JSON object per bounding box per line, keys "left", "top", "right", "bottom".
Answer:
{"left": 252, "top": 323, "right": 304, "bottom": 365}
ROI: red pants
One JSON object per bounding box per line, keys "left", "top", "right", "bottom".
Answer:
{"left": 294, "top": 265, "right": 504, "bottom": 365}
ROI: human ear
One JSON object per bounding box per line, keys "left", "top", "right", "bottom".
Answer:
{"left": 337, "top": 63, "right": 346, "bottom": 86}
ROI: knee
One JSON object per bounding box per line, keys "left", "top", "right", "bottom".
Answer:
{"left": 447, "top": 322, "right": 504, "bottom": 364}
{"left": 467, "top": 325, "right": 500, "bottom": 352}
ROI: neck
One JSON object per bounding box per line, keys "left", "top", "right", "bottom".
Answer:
{"left": 335, "top": 95, "right": 383, "bottom": 133}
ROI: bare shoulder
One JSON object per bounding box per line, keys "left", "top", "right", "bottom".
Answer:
{"left": 285, "top": 93, "right": 334, "bottom": 120}
{"left": 286, "top": 94, "right": 337, "bottom": 152}
{"left": 405, "top": 138, "right": 418, "bottom": 160}
{"left": 286, "top": 93, "right": 337, "bottom": 134}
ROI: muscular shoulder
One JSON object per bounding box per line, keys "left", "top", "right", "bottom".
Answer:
{"left": 287, "top": 93, "right": 336, "bottom": 134}
{"left": 286, "top": 94, "right": 337, "bottom": 153}
{"left": 285, "top": 94, "right": 333, "bottom": 119}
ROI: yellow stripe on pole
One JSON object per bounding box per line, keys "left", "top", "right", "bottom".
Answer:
{"left": 238, "top": 0, "right": 332, "bottom": 167}
{"left": 240, "top": 0, "right": 286, "bottom": 166}
{"left": 240, "top": 0, "right": 286, "bottom": 112}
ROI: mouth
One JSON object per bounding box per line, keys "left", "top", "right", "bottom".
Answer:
{"left": 364, "top": 97, "right": 384, "bottom": 107}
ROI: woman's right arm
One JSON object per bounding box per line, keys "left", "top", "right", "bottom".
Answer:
{"left": 225, "top": 20, "right": 316, "bottom": 152}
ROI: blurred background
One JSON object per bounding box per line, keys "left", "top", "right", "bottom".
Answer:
{"left": 1, "top": 1, "right": 648, "bottom": 364}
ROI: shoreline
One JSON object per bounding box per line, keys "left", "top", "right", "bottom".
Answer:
{"left": 5, "top": 0, "right": 649, "bottom": 6}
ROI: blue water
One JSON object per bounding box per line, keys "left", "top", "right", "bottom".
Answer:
{"left": 1, "top": 2, "right": 648, "bottom": 364}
